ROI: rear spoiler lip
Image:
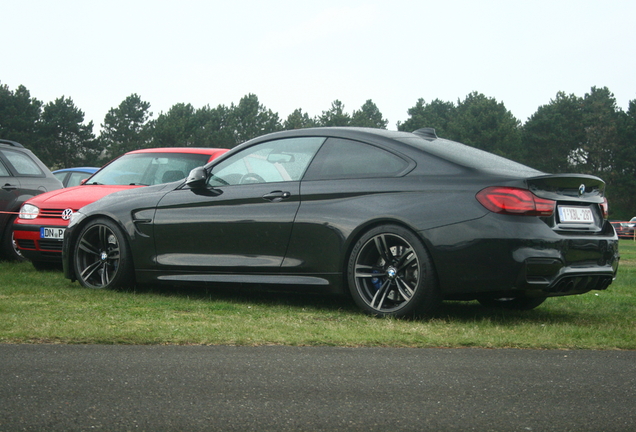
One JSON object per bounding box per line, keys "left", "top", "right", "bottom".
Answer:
{"left": 524, "top": 173, "right": 606, "bottom": 203}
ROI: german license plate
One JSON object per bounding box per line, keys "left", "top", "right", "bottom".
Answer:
{"left": 558, "top": 206, "right": 594, "bottom": 223}
{"left": 40, "top": 227, "right": 65, "bottom": 240}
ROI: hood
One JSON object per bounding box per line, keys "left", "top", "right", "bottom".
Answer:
{"left": 26, "top": 184, "right": 142, "bottom": 210}
{"left": 79, "top": 182, "right": 175, "bottom": 216}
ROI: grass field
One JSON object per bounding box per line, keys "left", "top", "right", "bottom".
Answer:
{"left": 1, "top": 240, "right": 634, "bottom": 349}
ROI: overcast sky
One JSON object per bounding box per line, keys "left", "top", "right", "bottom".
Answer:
{"left": 3, "top": 0, "right": 635, "bottom": 131}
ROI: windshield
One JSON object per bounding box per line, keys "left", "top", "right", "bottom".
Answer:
{"left": 87, "top": 152, "right": 212, "bottom": 186}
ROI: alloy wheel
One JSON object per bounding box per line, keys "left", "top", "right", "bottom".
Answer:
{"left": 353, "top": 232, "right": 421, "bottom": 314}
{"left": 75, "top": 223, "right": 122, "bottom": 288}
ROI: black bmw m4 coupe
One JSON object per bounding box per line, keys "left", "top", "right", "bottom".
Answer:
{"left": 62, "top": 127, "right": 619, "bottom": 317}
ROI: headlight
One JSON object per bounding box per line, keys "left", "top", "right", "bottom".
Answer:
{"left": 68, "top": 210, "right": 86, "bottom": 227}
{"left": 19, "top": 204, "right": 39, "bottom": 220}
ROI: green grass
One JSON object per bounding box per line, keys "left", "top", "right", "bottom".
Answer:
{"left": 1, "top": 240, "right": 635, "bottom": 349}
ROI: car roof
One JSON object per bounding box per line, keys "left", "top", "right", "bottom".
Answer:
{"left": 127, "top": 147, "right": 227, "bottom": 155}
{"left": 246, "top": 127, "right": 413, "bottom": 141}
{"left": 241, "top": 127, "right": 541, "bottom": 176}
{"left": 0, "top": 139, "right": 25, "bottom": 148}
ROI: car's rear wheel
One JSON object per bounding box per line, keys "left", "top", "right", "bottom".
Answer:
{"left": 73, "top": 218, "right": 134, "bottom": 289}
{"left": 477, "top": 295, "right": 547, "bottom": 310}
{"left": 347, "top": 225, "right": 440, "bottom": 318}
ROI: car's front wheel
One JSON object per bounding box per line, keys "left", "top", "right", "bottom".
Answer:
{"left": 347, "top": 225, "right": 440, "bottom": 318}
{"left": 1, "top": 215, "right": 27, "bottom": 262}
{"left": 73, "top": 218, "right": 134, "bottom": 289}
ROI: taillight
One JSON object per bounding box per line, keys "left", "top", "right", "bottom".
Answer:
{"left": 476, "top": 187, "right": 555, "bottom": 217}
{"left": 600, "top": 198, "right": 609, "bottom": 219}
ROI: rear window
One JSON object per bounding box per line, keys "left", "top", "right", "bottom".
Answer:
{"left": 399, "top": 137, "right": 541, "bottom": 176}
{"left": 1, "top": 149, "right": 44, "bottom": 176}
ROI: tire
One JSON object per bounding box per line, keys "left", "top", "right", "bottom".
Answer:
{"left": 347, "top": 225, "right": 440, "bottom": 318}
{"left": 477, "top": 295, "right": 547, "bottom": 311}
{"left": 72, "top": 218, "right": 134, "bottom": 289}
{"left": 1, "top": 215, "right": 27, "bottom": 262}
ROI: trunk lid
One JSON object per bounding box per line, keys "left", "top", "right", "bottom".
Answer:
{"left": 525, "top": 174, "right": 607, "bottom": 233}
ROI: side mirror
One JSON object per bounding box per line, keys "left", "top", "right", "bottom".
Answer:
{"left": 185, "top": 167, "right": 207, "bottom": 189}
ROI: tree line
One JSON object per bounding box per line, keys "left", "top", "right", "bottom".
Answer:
{"left": 1, "top": 82, "right": 634, "bottom": 218}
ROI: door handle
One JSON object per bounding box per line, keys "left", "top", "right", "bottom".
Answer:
{"left": 262, "top": 191, "right": 291, "bottom": 202}
{"left": 2, "top": 183, "right": 18, "bottom": 191}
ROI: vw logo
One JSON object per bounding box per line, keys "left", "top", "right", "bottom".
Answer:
{"left": 61, "top": 209, "right": 74, "bottom": 221}
{"left": 579, "top": 184, "right": 586, "bottom": 196}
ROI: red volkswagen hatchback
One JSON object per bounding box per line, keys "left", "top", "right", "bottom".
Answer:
{"left": 14, "top": 147, "right": 228, "bottom": 269}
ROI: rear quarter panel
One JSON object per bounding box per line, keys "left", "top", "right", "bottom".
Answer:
{"left": 284, "top": 174, "right": 491, "bottom": 276}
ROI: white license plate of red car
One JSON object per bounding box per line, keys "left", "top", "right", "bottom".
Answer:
{"left": 558, "top": 206, "right": 594, "bottom": 223}
{"left": 40, "top": 227, "right": 65, "bottom": 240}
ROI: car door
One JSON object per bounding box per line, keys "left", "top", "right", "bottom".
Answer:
{"left": 282, "top": 137, "right": 414, "bottom": 274}
{"left": 0, "top": 157, "right": 20, "bottom": 227}
{"left": 152, "top": 137, "right": 325, "bottom": 272}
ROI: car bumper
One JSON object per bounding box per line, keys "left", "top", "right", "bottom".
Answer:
{"left": 13, "top": 224, "right": 65, "bottom": 262}
{"left": 424, "top": 215, "right": 619, "bottom": 299}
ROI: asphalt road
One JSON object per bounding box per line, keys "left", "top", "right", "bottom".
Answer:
{"left": 1, "top": 345, "right": 634, "bottom": 431}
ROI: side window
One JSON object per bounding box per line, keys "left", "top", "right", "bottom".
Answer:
{"left": 303, "top": 138, "right": 410, "bottom": 181}
{"left": 208, "top": 137, "right": 325, "bottom": 187}
{"left": 3, "top": 150, "right": 43, "bottom": 176}
{"left": 53, "top": 171, "right": 68, "bottom": 184}
{"left": 0, "top": 157, "right": 10, "bottom": 176}
{"left": 67, "top": 172, "right": 93, "bottom": 187}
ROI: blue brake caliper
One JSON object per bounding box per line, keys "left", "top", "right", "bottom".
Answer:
{"left": 371, "top": 269, "right": 383, "bottom": 291}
